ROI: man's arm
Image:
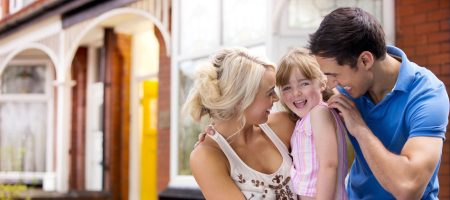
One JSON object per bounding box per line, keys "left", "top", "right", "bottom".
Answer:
{"left": 190, "top": 144, "right": 246, "bottom": 200}
{"left": 328, "top": 94, "right": 444, "bottom": 199}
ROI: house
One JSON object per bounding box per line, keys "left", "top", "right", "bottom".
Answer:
{"left": 0, "top": 0, "right": 448, "bottom": 199}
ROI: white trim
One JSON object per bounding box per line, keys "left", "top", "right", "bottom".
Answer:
{"left": 0, "top": 16, "right": 61, "bottom": 55}
{"left": 0, "top": 43, "right": 58, "bottom": 77}
{"left": 55, "top": 31, "right": 70, "bottom": 192}
{"left": 65, "top": 7, "right": 171, "bottom": 73}
{"left": 383, "top": 0, "right": 395, "bottom": 45}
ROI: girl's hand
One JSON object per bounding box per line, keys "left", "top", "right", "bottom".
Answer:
{"left": 194, "top": 125, "right": 216, "bottom": 148}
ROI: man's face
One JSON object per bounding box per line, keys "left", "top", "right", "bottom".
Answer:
{"left": 315, "top": 56, "right": 372, "bottom": 98}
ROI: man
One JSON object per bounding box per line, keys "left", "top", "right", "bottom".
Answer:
{"left": 309, "top": 7, "right": 449, "bottom": 199}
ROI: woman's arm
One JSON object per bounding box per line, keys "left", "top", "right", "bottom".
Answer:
{"left": 190, "top": 143, "right": 246, "bottom": 200}
{"left": 310, "top": 106, "right": 339, "bottom": 200}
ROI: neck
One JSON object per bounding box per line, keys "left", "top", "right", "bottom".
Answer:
{"left": 368, "top": 54, "right": 401, "bottom": 103}
{"left": 213, "top": 118, "right": 254, "bottom": 141}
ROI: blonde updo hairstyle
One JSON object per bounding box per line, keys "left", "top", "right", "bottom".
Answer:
{"left": 183, "top": 47, "right": 275, "bottom": 125}
{"left": 276, "top": 48, "right": 333, "bottom": 121}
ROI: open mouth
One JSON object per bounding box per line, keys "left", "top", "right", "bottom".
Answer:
{"left": 293, "top": 100, "right": 307, "bottom": 109}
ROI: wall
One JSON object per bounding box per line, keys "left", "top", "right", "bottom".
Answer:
{"left": 396, "top": 0, "right": 450, "bottom": 198}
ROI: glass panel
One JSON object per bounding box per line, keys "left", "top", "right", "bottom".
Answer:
{"left": 0, "top": 102, "right": 47, "bottom": 172}
{"left": 288, "top": 0, "right": 383, "bottom": 29}
{"left": 178, "top": 59, "right": 210, "bottom": 175}
{"left": 180, "top": 0, "right": 220, "bottom": 55}
{"left": 223, "top": 0, "right": 268, "bottom": 45}
{"left": 1, "top": 64, "right": 46, "bottom": 94}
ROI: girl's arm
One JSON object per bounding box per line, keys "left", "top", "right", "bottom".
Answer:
{"left": 190, "top": 143, "right": 246, "bottom": 200}
{"left": 310, "top": 106, "right": 339, "bottom": 200}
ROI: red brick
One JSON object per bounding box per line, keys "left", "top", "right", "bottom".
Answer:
{"left": 399, "top": 35, "right": 428, "bottom": 47}
{"left": 416, "top": 43, "right": 441, "bottom": 56}
{"left": 428, "top": 65, "right": 441, "bottom": 74}
{"left": 428, "top": 53, "right": 450, "bottom": 65}
{"left": 440, "top": 20, "right": 450, "bottom": 31}
{"left": 414, "top": 22, "right": 440, "bottom": 34}
{"left": 402, "top": 47, "right": 416, "bottom": 57}
{"left": 416, "top": 0, "right": 441, "bottom": 13}
{"left": 429, "top": 32, "right": 450, "bottom": 43}
{"left": 441, "top": 0, "right": 450, "bottom": 8}
{"left": 397, "top": 4, "right": 416, "bottom": 17}
{"left": 442, "top": 43, "right": 450, "bottom": 52}
{"left": 442, "top": 65, "right": 450, "bottom": 75}
{"left": 427, "top": 9, "right": 450, "bottom": 22}
{"left": 399, "top": 13, "right": 427, "bottom": 26}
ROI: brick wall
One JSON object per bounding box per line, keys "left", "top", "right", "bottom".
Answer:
{"left": 396, "top": 0, "right": 450, "bottom": 199}
{"left": 156, "top": 26, "right": 171, "bottom": 193}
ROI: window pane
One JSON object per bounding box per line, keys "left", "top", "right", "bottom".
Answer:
{"left": 1, "top": 64, "right": 46, "bottom": 94}
{"left": 177, "top": 59, "right": 209, "bottom": 175}
{"left": 0, "top": 102, "right": 47, "bottom": 172}
{"left": 288, "top": 0, "right": 383, "bottom": 29}
{"left": 223, "top": 0, "right": 268, "bottom": 45}
{"left": 180, "top": 0, "right": 220, "bottom": 55}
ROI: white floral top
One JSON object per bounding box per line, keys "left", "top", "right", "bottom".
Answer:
{"left": 209, "top": 123, "right": 297, "bottom": 200}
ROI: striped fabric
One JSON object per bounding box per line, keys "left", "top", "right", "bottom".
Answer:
{"left": 290, "top": 101, "right": 348, "bottom": 199}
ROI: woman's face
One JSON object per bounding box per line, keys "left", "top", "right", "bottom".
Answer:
{"left": 244, "top": 69, "right": 279, "bottom": 125}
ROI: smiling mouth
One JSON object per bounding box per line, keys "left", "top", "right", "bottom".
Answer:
{"left": 293, "top": 100, "right": 307, "bottom": 109}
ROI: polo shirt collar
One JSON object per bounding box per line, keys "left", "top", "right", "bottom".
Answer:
{"left": 388, "top": 45, "right": 415, "bottom": 92}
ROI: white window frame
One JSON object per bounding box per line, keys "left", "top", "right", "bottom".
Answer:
{"left": 0, "top": 59, "right": 55, "bottom": 190}
{"left": 170, "top": 0, "right": 270, "bottom": 189}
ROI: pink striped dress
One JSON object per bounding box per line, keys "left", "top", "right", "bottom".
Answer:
{"left": 290, "top": 101, "right": 348, "bottom": 199}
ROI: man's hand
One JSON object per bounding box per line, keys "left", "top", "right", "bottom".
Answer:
{"left": 327, "top": 94, "right": 369, "bottom": 138}
{"left": 194, "top": 124, "right": 215, "bottom": 148}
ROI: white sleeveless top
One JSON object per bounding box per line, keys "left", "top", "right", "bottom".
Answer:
{"left": 208, "top": 123, "right": 297, "bottom": 200}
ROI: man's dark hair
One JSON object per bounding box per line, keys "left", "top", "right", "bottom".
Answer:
{"left": 308, "top": 7, "right": 386, "bottom": 68}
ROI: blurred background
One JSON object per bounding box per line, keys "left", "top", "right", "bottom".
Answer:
{"left": 0, "top": 0, "right": 448, "bottom": 199}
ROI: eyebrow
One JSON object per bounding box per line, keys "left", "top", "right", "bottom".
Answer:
{"left": 323, "top": 72, "right": 338, "bottom": 76}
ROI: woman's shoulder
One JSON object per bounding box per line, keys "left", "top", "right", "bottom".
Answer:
{"left": 267, "top": 111, "right": 296, "bottom": 147}
{"left": 190, "top": 139, "right": 230, "bottom": 176}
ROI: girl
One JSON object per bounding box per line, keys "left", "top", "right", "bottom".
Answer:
{"left": 276, "top": 48, "right": 348, "bottom": 200}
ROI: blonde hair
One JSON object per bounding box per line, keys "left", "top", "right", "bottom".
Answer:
{"left": 183, "top": 47, "right": 275, "bottom": 123}
{"left": 276, "top": 48, "right": 333, "bottom": 121}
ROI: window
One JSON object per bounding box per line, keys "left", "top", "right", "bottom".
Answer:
{"left": 0, "top": 60, "right": 53, "bottom": 188}
{"left": 172, "top": 0, "right": 269, "bottom": 187}
{"left": 9, "top": 0, "right": 35, "bottom": 14}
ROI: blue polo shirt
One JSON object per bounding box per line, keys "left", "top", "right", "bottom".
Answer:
{"left": 338, "top": 46, "right": 449, "bottom": 199}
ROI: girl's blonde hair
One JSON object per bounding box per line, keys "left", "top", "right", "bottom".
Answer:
{"left": 183, "top": 47, "right": 275, "bottom": 123}
{"left": 276, "top": 48, "right": 333, "bottom": 121}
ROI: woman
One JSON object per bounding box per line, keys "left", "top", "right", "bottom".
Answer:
{"left": 184, "top": 47, "right": 297, "bottom": 199}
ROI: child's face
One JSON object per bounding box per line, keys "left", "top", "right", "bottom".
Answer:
{"left": 280, "top": 68, "right": 323, "bottom": 118}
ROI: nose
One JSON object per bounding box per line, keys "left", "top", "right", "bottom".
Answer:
{"left": 293, "top": 87, "right": 302, "bottom": 96}
{"left": 273, "top": 93, "right": 279, "bottom": 102}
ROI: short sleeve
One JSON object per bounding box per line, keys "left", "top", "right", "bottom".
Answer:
{"left": 407, "top": 84, "right": 449, "bottom": 140}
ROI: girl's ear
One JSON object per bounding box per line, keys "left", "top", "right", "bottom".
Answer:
{"left": 320, "top": 79, "right": 327, "bottom": 92}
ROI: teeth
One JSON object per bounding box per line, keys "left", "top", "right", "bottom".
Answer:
{"left": 343, "top": 86, "right": 351, "bottom": 90}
